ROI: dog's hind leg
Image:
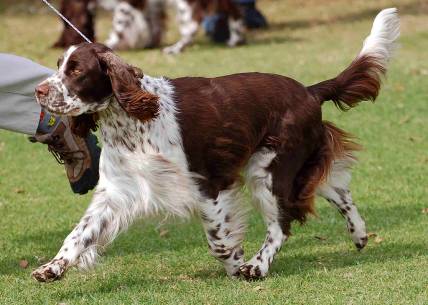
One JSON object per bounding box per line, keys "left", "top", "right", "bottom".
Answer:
{"left": 317, "top": 158, "right": 368, "bottom": 250}
{"left": 199, "top": 182, "right": 247, "bottom": 277}
{"left": 32, "top": 187, "right": 133, "bottom": 282}
{"left": 241, "top": 137, "right": 331, "bottom": 280}
{"left": 240, "top": 149, "right": 287, "bottom": 280}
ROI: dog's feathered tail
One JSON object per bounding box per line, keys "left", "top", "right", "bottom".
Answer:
{"left": 307, "top": 8, "right": 400, "bottom": 110}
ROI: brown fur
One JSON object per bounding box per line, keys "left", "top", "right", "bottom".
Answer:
{"left": 188, "top": 0, "right": 242, "bottom": 22}
{"left": 146, "top": 0, "right": 167, "bottom": 47}
{"left": 171, "top": 53, "right": 382, "bottom": 233}
{"left": 71, "top": 114, "right": 98, "bottom": 138}
{"left": 97, "top": 51, "right": 159, "bottom": 121}
{"left": 55, "top": 43, "right": 385, "bottom": 236}
{"left": 307, "top": 55, "right": 385, "bottom": 110}
{"left": 123, "top": 0, "right": 147, "bottom": 10}
{"left": 280, "top": 121, "right": 362, "bottom": 232}
{"left": 53, "top": 0, "right": 96, "bottom": 49}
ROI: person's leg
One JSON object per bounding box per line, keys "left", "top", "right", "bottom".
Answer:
{"left": 234, "top": 0, "right": 267, "bottom": 29}
{"left": 203, "top": 14, "right": 230, "bottom": 43}
{"left": 0, "top": 54, "right": 100, "bottom": 194}
{"left": 192, "top": 0, "right": 268, "bottom": 43}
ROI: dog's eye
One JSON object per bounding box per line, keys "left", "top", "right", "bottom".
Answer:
{"left": 71, "top": 69, "right": 82, "bottom": 76}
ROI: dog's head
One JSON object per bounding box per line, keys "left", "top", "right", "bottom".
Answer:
{"left": 35, "top": 43, "right": 159, "bottom": 124}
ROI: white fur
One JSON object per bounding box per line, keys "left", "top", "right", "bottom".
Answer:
{"left": 60, "top": 46, "right": 77, "bottom": 71}
{"left": 360, "top": 8, "right": 400, "bottom": 64}
{"left": 242, "top": 149, "right": 287, "bottom": 278}
{"left": 200, "top": 183, "right": 248, "bottom": 276}
{"left": 98, "top": 0, "right": 120, "bottom": 11}
{"left": 97, "top": 76, "right": 201, "bottom": 219}
{"left": 105, "top": 2, "right": 152, "bottom": 50}
{"left": 33, "top": 75, "right": 203, "bottom": 277}
{"left": 245, "top": 149, "right": 277, "bottom": 220}
{"left": 317, "top": 157, "right": 367, "bottom": 248}
{"left": 227, "top": 19, "right": 245, "bottom": 47}
{"left": 163, "top": 0, "right": 198, "bottom": 54}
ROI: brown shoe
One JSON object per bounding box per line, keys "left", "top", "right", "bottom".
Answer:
{"left": 30, "top": 116, "right": 100, "bottom": 194}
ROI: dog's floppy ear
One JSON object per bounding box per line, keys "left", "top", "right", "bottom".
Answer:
{"left": 97, "top": 51, "right": 159, "bottom": 122}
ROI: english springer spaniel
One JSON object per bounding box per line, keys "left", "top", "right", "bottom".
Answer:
{"left": 105, "top": 0, "right": 245, "bottom": 53}
{"left": 32, "top": 8, "right": 399, "bottom": 282}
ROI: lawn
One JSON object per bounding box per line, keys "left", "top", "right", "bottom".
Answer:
{"left": 0, "top": 0, "right": 427, "bottom": 304}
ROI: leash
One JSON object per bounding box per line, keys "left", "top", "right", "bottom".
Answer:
{"left": 40, "top": 0, "right": 92, "bottom": 43}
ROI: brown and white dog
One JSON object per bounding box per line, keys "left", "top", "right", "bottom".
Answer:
{"left": 32, "top": 9, "right": 399, "bottom": 282}
{"left": 105, "top": 0, "right": 166, "bottom": 50}
{"left": 105, "top": 0, "right": 245, "bottom": 53}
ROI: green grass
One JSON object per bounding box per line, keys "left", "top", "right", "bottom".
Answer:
{"left": 1, "top": 0, "right": 427, "bottom": 304}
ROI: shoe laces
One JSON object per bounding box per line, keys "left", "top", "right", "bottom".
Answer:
{"left": 47, "top": 135, "right": 85, "bottom": 165}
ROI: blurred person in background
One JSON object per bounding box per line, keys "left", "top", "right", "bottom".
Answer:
{"left": 204, "top": 0, "right": 268, "bottom": 43}
{"left": 236, "top": 0, "right": 268, "bottom": 29}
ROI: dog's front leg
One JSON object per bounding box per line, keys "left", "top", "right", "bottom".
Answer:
{"left": 227, "top": 18, "right": 246, "bottom": 47}
{"left": 200, "top": 183, "right": 247, "bottom": 277}
{"left": 163, "top": 0, "right": 198, "bottom": 54}
{"left": 32, "top": 188, "right": 130, "bottom": 282}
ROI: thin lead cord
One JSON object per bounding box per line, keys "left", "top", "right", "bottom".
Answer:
{"left": 40, "top": 0, "right": 92, "bottom": 43}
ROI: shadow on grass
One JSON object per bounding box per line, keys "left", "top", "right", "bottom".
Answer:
{"left": 0, "top": 227, "right": 72, "bottom": 276}
{"left": 268, "top": 1, "right": 428, "bottom": 32}
{"left": 1, "top": 201, "right": 424, "bottom": 278}
{"left": 271, "top": 241, "right": 427, "bottom": 278}
{"left": 49, "top": 241, "right": 427, "bottom": 301}
{"left": 0, "top": 222, "right": 204, "bottom": 276}
{"left": 248, "top": 35, "right": 305, "bottom": 46}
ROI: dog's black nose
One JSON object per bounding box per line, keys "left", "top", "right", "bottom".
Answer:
{"left": 35, "top": 83, "right": 50, "bottom": 97}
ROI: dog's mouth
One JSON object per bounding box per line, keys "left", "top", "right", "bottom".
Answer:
{"left": 45, "top": 105, "right": 82, "bottom": 116}
{"left": 36, "top": 96, "right": 82, "bottom": 116}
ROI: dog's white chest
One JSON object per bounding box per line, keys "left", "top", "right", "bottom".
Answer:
{"left": 96, "top": 79, "right": 201, "bottom": 217}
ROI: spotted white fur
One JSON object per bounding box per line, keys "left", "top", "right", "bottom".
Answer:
{"left": 317, "top": 157, "right": 368, "bottom": 249}
{"left": 200, "top": 183, "right": 248, "bottom": 276}
{"left": 241, "top": 149, "right": 287, "bottom": 278}
{"left": 163, "top": 0, "right": 198, "bottom": 54}
{"left": 105, "top": 1, "right": 152, "bottom": 50}
{"left": 33, "top": 72, "right": 203, "bottom": 280}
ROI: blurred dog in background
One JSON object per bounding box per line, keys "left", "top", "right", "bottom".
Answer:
{"left": 51, "top": 0, "right": 246, "bottom": 53}
{"left": 105, "top": 0, "right": 246, "bottom": 53}
{"left": 53, "top": 0, "right": 97, "bottom": 48}
{"left": 105, "top": 0, "right": 166, "bottom": 50}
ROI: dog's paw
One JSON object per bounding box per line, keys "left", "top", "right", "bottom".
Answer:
{"left": 238, "top": 263, "right": 264, "bottom": 281}
{"left": 32, "top": 259, "right": 68, "bottom": 282}
{"left": 354, "top": 235, "right": 368, "bottom": 251}
{"left": 163, "top": 45, "right": 182, "bottom": 55}
{"left": 227, "top": 36, "right": 246, "bottom": 47}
